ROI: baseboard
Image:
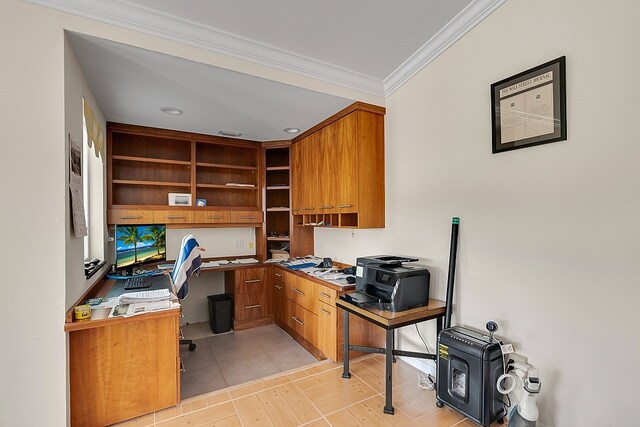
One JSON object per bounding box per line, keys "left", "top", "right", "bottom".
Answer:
{"left": 399, "top": 356, "right": 436, "bottom": 377}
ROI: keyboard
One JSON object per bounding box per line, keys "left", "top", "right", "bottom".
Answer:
{"left": 123, "top": 276, "right": 152, "bottom": 290}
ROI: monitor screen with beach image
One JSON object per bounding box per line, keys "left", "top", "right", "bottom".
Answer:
{"left": 115, "top": 224, "right": 166, "bottom": 274}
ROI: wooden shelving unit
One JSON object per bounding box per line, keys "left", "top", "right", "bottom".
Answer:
{"left": 107, "top": 122, "right": 263, "bottom": 227}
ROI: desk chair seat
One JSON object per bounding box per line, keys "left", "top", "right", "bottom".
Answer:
{"left": 171, "top": 234, "right": 203, "bottom": 362}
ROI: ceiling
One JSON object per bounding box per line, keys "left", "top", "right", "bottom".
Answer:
{"left": 50, "top": 0, "right": 505, "bottom": 140}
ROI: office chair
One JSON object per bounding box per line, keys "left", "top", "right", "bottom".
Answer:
{"left": 171, "top": 234, "right": 203, "bottom": 354}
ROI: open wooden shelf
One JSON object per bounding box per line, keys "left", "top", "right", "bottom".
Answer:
{"left": 196, "top": 184, "right": 258, "bottom": 190}
{"left": 267, "top": 186, "right": 290, "bottom": 191}
{"left": 266, "top": 166, "right": 290, "bottom": 171}
{"left": 266, "top": 207, "right": 290, "bottom": 212}
{"left": 112, "top": 179, "right": 191, "bottom": 187}
{"left": 113, "top": 155, "right": 191, "bottom": 166}
{"left": 196, "top": 162, "right": 258, "bottom": 171}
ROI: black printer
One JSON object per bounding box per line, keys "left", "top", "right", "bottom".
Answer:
{"left": 354, "top": 256, "right": 430, "bottom": 312}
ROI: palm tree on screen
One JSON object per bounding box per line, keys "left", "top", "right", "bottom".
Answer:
{"left": 117, "top": 226, "right": 145, "bottom": 263}
{"left": 145, "top": 226, "right": 166, "bottom": 255}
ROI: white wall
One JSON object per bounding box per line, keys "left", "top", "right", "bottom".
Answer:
{"left": 316, "top": 0, "right": 640, "bottom": 425}
{"left": 0, "top": 0, "right": 379, "bottom": 425}
{"left": 0, "top": 2, "right": 67, "bottom": 425}
{"left": 64, "top": 35, "right": 108, "bottom": 310}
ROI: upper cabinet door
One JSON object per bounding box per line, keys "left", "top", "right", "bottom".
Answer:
{"left": 317, "top": 125, "right": 337, "bottom": 213}
{"left": 299, "top": 134, "right": 319, "bottom": 213}
{"left": 333, "top": 113, "right": 358, "bottom": 213}
{"left": 291, "top": 141, "right": 303, "bottom": 213}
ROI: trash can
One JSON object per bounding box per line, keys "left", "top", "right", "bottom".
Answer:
{"left": 207, "top": 294, "right": 232, "bottom": 334}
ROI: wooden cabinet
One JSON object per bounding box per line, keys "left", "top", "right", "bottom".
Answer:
{"left": 107, "top": 123, "right": 262, "bottom": 225}
{"left": 316, "top": 301, "right": 338, "bottom": 361}
{"left": 291, "top": 103, "right": 385, "bottom": 228}
{"left": 68, "top": 311, "right": 180, "bottom": 427}
{"left": 225, "top": 267, "right": 273, "bottom": 330}
{"left": 273, "top": 269, "right": 286, "bottom": 323}
{"left": 273, "top": 266, "right": 384, "bottom": 362}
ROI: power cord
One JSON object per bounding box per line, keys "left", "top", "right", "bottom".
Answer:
{"left": 415, "top": 324, "right": 436, "bottom": 390}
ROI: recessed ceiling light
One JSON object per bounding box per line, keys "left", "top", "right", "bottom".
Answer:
{"left": 283, "top": 128, "right": 300, "bottom": 134}
{"left": 218, "top": 130, "right": 243, "bottom": 137}
{"left": 160, "top": 107, "right": 183, "bottom": 115}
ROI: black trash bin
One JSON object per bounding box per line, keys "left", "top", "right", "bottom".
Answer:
{"left": 207, "top": 294, "right": 232, "bottom": 334}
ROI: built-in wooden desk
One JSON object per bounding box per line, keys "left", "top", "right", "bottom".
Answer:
{"left": 65, "top": 275, "right": 181, "bottom": 427}
{"left": 336, "top": 297, "right": 446, "bottom": 415}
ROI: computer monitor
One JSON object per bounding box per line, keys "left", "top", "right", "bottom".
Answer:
{"left": 115, "top": 224, "right": 166, "bottom": 275}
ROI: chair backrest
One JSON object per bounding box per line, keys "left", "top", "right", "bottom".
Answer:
{"left": 171, "top": 234, "right": 202, "bottom": 299}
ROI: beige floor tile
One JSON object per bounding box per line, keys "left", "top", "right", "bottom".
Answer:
{"left": 414, "top": 406, "right": 465, "bottom": 426}
{"left": 153, "top": 405, "right": 184, "bottom": 424}
{"left": 288, "top": 368, "right": 311, "bottom": 381}
{"left": 361, "top": 395, "right": 420, "bottom": 427}
{"left": 349, "top": 361, "right": 386, "bottom": 393}
{"left": 205, "top": 391, "right": 232, "bottom": 407}
{"left": 391, "top": 380, "right": 437, "bottom": 419}
{"left": 304, "top": 377, "right": 378, "bottom": 415}
{"left": 302, "top": 418, "right": 331, "bottom": 426}
{"left": 254, "top": 387, "right": 301, "bottom": 427}
{"left": 156, "top": 401, "right": 237, "bottom": 427}
{"left": 294, "top": 366, "right": 345, "bottom": 392}
{"left": 343, "top": 400, "right": 395, "bottom": 427}
{"left": 275, "top": 382, "right": 322, "bottom": 424}
{"left": 180, "top": 396, "right": 209, "bottom": 414}
{"left": 229, "top": 374, "right": 292, "bottom": 399}
{"left": 233, "top": 394, "right": 273, "bottom": 427}
{"left": 111, "top": 412, "right": 154, "bottom": 426}
{"left": 306, "top": 361, "right": 340, "bottom": 375}
{"left": 326, "top": 410, "right": 362, "bottom": 426}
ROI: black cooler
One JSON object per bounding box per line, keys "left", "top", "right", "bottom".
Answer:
{"left": 436, "top": 326, "right": 505, "bottom": 426}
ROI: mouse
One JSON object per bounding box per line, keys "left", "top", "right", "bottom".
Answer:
{"left": 346, "top": 276, "right": 356, "bottom": 284}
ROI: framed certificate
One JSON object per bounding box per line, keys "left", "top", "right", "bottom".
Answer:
{"left": 491, "top": 56, "right": 567, "bottom": 153}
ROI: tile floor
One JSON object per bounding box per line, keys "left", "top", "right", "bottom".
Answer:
{"left": 115, "top": 354, "right": 503, "bottom": 426}
{"left": 179, "top": 322, "right": 318, "bottom": 399}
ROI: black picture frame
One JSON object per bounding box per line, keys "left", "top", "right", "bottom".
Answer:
{"left": 491, "top": 56, "right": 567, "bottom": 153}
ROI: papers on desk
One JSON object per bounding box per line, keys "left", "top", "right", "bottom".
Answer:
{"left": 108, "top": 300, "right": 179, "bottom": 318}
{"left": 119, "top": 289, "right": 172, "bottom": 304}
{"left": 201, "top": 261, "right": 220, "bottom": 268}
{"left": 301, "top": 267, "right": 354, "bottom": 286}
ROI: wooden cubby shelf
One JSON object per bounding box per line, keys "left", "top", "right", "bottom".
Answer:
{"left": 112, "top": 180, "right": 191, "bottom": 187}
{"left": 196, "top": 184, "right": 258, "bottom": 190}
{"left": 196, "top": 162, "right": 258, "bottom": 171}
{"left": 112, "top": 155, "right": 191, "bottom": 166}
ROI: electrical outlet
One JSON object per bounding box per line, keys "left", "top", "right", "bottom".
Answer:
{"left": 234, "top": 240, "right": 244, "bottom": 248}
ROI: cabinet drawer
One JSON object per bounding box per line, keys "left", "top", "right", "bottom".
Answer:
{"left": 285, "top": 276, "right": 316, "bottom": 313}
{"left": 235, "top": 292, "right": 271, "bottom": 321}
{"left": 286, "top": 301, "right": 317, "bottom": 345}
{"left": 316, "top": 286, "right": 337, "bottom": 306}
{"left": 193, "top": 210, "right": 230, "bottom": 223}
{"left": 230, "top": 210, "right": 262, "bottom": 223}
{"left": 108, "top": 209, "right": 154, "bottom": 225}
{"left": 235, "top": 268, "right": 268, "bottom": 295}
{"left": 153, "top": 210, "right": 193, "bottom": 224}
{"left": 273, "top": 269, "right": 285, "bottom": 286}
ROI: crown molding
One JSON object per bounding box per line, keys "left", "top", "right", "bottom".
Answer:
{"left": 383, "top": 0, "right": 507, "bottom": 96}
{"left": 28, "top": 0, "right": 505, "bottom": 98}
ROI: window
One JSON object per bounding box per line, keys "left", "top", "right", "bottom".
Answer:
{"left": 82, "top": 98, "right": 105, "bottom": 265}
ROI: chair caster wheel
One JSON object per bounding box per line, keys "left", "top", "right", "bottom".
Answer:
{"left": 188, "top": 343, "right": 196, "bottom": 351}
{"left": 436, "top": 400, "right": 444, "bottom": 408}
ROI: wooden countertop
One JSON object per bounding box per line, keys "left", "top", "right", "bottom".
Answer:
{"left": 336, "top": 297, "right": 446, "bottom": 329}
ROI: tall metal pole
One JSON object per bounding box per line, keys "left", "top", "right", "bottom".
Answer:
{"left": 444, "top": 217, "right": 459, "bottom": 329}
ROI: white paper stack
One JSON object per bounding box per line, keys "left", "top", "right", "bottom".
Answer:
{"left": 119, "top": 289, "right": 172, "bottom": 304}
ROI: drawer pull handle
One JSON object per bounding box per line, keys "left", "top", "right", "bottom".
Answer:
{"left": 245, "top": 304, "right": 261, "bottom": 309}
{"left": 291, "top": 316, "right": 304, "bottom": 325}
{"left": 337, "top": 204, "right": 353, "bottom": 208}
{"left": 319, "top": 206, "right": 333, "bottom": 209}
{"left": 291, "top": 208, "right": 300, "bottom": 211}
{"left": 303, "top": 207, "right": 314, "bottom": 211}
{"left": 121, "top": 215, "right": 142, "bottom": 219}
{"left": 275, "top": 273, "right": 282, "bottom": 277}
{"left": 320, "top": 308, "right": 331, "bottom": 315}
{"left": 240, "top": 216, "right": 256, "bottom": 220}
{"left": 245, "top": 279, "right": 261, "bottom": 283}
{"left": 274, "top": 285, "right": 283, "bottom": 290}
{"left": 206, "top": 215, "right": 223, "bottom": 219}
{"left": 320, "top": 292, "right": 331, "bottom": 298}
{"left": 292, "top": 288, "right": 305, "bottom": 295}
{"left": 166, "top": 215, "right": 186, "bottom": 219}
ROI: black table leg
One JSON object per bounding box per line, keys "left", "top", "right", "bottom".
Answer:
{"left": 383, "top": 328, "right": 394, "bottom": 414}
{"left": 342, "top": 308, "right": 351, "bottom": 379}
